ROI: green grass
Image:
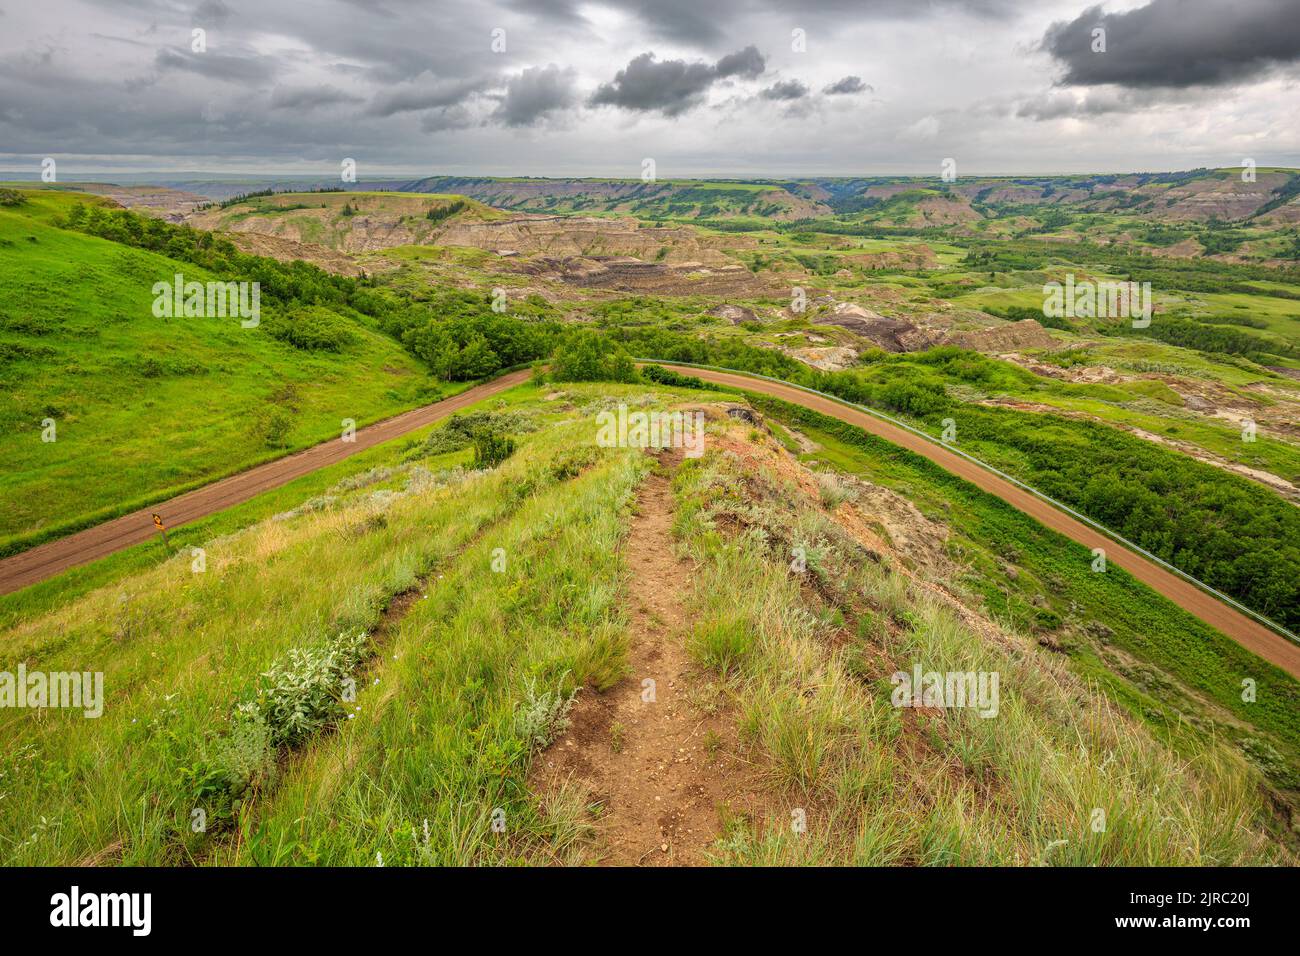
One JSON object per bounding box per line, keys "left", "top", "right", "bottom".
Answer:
{"left": 0, "top": 383, "right": 659, "bottom": 864}
{"left": 674, "top": 435, "right": 1288, "bottom": 865}
{"left": 0, "top": 191, "right": 440, "bottom": 553}
{"left": 2, "top": 379, "right": 1292, "bottom": 866}
{"left": 749, "top": 395, "right": 1300, "bottom": 781}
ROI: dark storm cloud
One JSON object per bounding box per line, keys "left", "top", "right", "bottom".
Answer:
{"left": 823, "top": 75, "right": 869, "bottom": 95}
{"left": 760, "top": 79, "right": 809, "bottom": 101}
{"left": 192, "top": 0, "right": 233, "bottom": 27}
{"left": 1042, "top": 0, "right": 1300, "bottom": 88}
{"left": 493, "top": 64, "right": 578, "bottom": 126}
{"left": 3, "top": 0, "right": 1296, "bottom": 173}
{"left": 589, "top": 46, "right": 766, "bottom": 115}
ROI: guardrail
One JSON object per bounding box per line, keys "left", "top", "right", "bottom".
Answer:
{"left": 634, "top": 357, "right": 1300, "bottom": 647}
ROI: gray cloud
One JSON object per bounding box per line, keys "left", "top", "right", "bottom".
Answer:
{"left": 192, "top": 0, "right": 233, "bottom": 27}
{"left": 1042, "top": 0, "right": 1300, "bottom": 88}
{"left": 823, "top": 75, "right": 870, "bottom": 95}
{"left": 368, "top": 77, "right": 488, "bottom": 117}
{"left": 154, "top": 47, "right": 278, "bottom": 85}
{"left": 760, "top": 79, "right": 809, "bottom": 101}
{"left": 512, "top": 0, "right": 1016, "bottom": 46}
{"left": 589, "top": 46, "right": 765, "bottom": 115}
{"left": 493, "top": 64, "right": 578, "bottom": 127}
{"left": 421, "top": 105, "right": 474, "bottom": 133}
{"left": 270, "top": 84, "right": 362, "bottom": 110}
{"left": 0, "top": 0, "right": 1295, "bottom": 175}
{"left": 715, "top": 45, "right": 765, "bottom": 79}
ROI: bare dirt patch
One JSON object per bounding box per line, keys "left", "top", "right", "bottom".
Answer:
{"left": 529, "top": 449, "right": 770, "bottom": 865}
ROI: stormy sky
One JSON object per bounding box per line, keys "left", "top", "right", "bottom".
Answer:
{"left": 1, "top": 0, "right": 1298, "bottom": 177}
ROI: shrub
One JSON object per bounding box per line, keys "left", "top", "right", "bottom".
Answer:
{"left": 245, "top": 629, "right": 371, "bottom": 749}
{"left": 641, "top": 364, "right": 709, "bottom": 389}
{"left": 255, "top": 407, "right": 294, "bottom": 448}
{"left": 514, "top": 675, "right": 579, "bottom": 750}
{"left": 263, "top": 307, "right": 356, "bottom": 352}
{"left": 472, "top": 430, "right": 516, "bottom": 469}
{"left": 816, "top": 472, "right": 857, "bottom": 510}
{"left": 421, "top": 411, "right": 533, "bottom": 457}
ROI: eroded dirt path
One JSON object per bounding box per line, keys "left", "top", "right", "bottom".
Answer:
{"left": 531, "top": 450, "right": 767, "bottom": 865}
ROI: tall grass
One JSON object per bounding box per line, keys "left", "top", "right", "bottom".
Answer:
{"left": 0, "top": 383, "right": 661, "bottom": 865}
{"left": 675, "top": 446, "right": 1288, "bottom": 866}
{"left": 212, "top": 418, "right": 649, "bottom": 865}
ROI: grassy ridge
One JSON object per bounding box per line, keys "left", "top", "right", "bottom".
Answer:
{"left": 0, "top": 386, "right": 639, "bottom": 864}
{"left": 0, "top": 191, "right": 435, "bottom": 552}
{"left": 749, "top": 394, "right": 1300, "bottom": 775}
{"left": 672, "top": 446, "right": 1281, "bottom": 863}
{"left": 214, "top": 419, "right": 647, "bottom": 865}
{"left": 1, "top": 381, "right": 1290, "bottom": 865}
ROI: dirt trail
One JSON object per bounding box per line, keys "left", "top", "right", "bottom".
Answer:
{"left": 0, "top": 369, "right": 532, "bottom": 596}
{"left": 531, "top": 451, "right": 767, "bottom": 865}
{"left": 7, "top": 360, "right": 1296, "bottom": 682}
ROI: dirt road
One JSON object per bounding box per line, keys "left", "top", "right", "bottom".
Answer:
{"left": 678, "top": 366, "right": 1300, "bottom": 680}
{"left": 0, "top": 369, "right": 532, "bottom": 596}
{"left": 4, "top": 362, "right": 1298, "bottom": 682}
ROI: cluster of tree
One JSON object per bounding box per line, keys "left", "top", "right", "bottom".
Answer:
{"left": 1253, "top": 173, "right": 1300, "bottom": 219}
{"left": 0, "top": 187, "right": 25, "bottom": 206}
{"left": 425, "top": 199, "right": 467, "bottom": 223}
{"left": 953, "top": 405, "right": 1300, "bottom": 630}
{"left": 1105, "top": 315, "right": 1296, "bottom": 361}
{"left": 64, "top": 204, "right": 362, "bottom": 313}
{"left": 382, "top": 291, "right": 559, "bottom": 381}
{"left": 549, "top": 329, "right": 637, "bottom": 382}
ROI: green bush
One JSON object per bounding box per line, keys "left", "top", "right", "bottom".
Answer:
{"left": 263, "top": 307, "right": 356, "bottom": 352}
{"left": 256, "top": 407, "right": 294, "bottom": 448}
{"left": 472, "top": 430, "right": 516, "bottom": 469}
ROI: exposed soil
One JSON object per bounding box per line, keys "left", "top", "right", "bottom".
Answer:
{"left": 675, "top": 366, "right": 1300, "bottom": 679}
{"left": 529, "top": 449, "right": 770, "bottom": 865}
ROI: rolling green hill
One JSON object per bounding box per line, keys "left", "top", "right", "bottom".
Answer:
{"left": 0, "top": 190, "right": 437, "bottom": 553}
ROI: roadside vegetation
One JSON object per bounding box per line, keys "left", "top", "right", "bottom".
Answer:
{"left": 670, "top": 440, "right": 1288, "bottom": 864}
{"left": 3, "top": 382, "right": 1293, "bottom": 865}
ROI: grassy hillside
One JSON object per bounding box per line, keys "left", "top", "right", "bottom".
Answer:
{"left": 0, "top": 190, "right": 436, "bottom": 553}
{"left": 2, "top": 379, "right": 1293, "bottom": 865}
